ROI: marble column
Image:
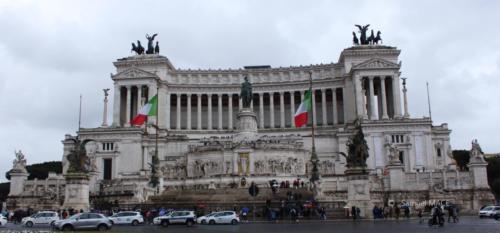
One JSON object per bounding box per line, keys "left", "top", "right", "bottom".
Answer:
{"left": 166, "top": 93, "right": 171, "bottom": 129}
{"left": 197, "top": 94, "right": 202, "bottom": 130}
{"left": 368, "top": 76, "right": 376, "bottom": 120}
{"left": 102, "top": 89, "right": 109, "bottom": 127}
{"left": 218, "top": 94, "right": 223, "bottom": 130}
{"left": 176, "top": 94, "right": 181, "bottom": 130}
{"left": 112, "top": 85, "right": 120, "bottom": 127}
{"left": 332, "top": 88, "right": 338, "bottom": 125}
{"left": 380, "top": 77, "right": 389, "bottom": 119}
{"left": 208, "top": 94, "right": 212, "bottom": 130}
{"left": 269, "top": 93, "right": 275, "bottom": 128}
{"left": 279, "top": 91, "right": 285, "bottom": 128}
{"left": 238, "top": 95, "right": 242, "bottom": 110}
{"left": 402, "top": 78, "right": 410, "bottom": 119}
{"left": 125, "top": 86, "right": 131, "bottom": 127}
{"left": 290, "top": 91, "right": 295, "bottom": 128}
{"left": 186, "top": 94, "right": 192, "bottom": 130}
{"left": 354, "top": 75, "right": 365, "bottom": 119}
{"left": 312, "top": 90, "right": 317, "bottom": 127}
{"left": 392, "top": 75, "right": 402, "bottom": 118}
{"left": 137, "top": 85, "right": 143, "bottom": 110}
{"left": 259, "top": 93, "right": 264, "bottom": 128}
{"left": 228, "top": 94, "right": 233, "bottom": 129}
{"left": 321, "top": 89, "right": 327, "bottom": 126}
{"left": 300, "top": 91, "right": 304, "bottom": 101}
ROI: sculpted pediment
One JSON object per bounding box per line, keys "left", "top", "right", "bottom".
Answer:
{"left": 112, "top": 67, "right": 159, "bottom": 80}
{"left": 352, "top": 58, "right": 400, "bottom": 70}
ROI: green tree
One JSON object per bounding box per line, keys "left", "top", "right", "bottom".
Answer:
{"left": 5, "top": 161, "right": 62, "bottom": 180}
{"left": 452, "top": 150, "right": 470, "bottom": 171}
{"left": 486, "top": 157, "right": 500, "bottom": 202}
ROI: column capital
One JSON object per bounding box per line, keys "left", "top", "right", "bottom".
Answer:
{"left": 258, "top": 92, "right": 263, "bottom": 97}
{"left": 186, "top": 93, "right": 192, "bottom": 97}
{"left": 368, "top": 76, "right": 375, "bottom": 80}
{"left": 217, "top": 93, "right": 223, "bottom": 97}
{"left": 380, "top": 76, "right": 386, "bottom": 81}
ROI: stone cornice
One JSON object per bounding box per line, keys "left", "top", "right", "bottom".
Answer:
{"left": 111, "top": 67, "right": 160, "bottom": 81}
{"left": 114, "top": 55, "right": 175, "bottom": 70}
{"left": 164, "top": 78, "right": 346, "bottom": 94}
{"left": 171, "top": 63, "right": 341, "bottom": 75}
{"left": 351, "top": 58, "right": 401, "bottom": 71}
{"left": 338, "top": 45, "right": 400, "bottom": 63}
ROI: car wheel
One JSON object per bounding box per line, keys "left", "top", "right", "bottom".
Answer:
{"left": 132, "top": 220, "right": 139, "bottom": 226}
{"left": 161, "top": 220, "right": 169, "bottom": 227}
{"left": 50, "top": 221, "right": 56, "bottom": 227}
{"left": 26, "top": 221, "right": 33, "bottom": 227}
{"left": 97, "top": 224, "right": 108, "bottom": 231}
{"left": 209, "top": 220, "right": 215, "bottom": 225}
{"left": 186, "top": 220, "right": 194, "bottom": 227}
{"left": 231, "top": 219, "right": 238, "bottom": 225}
{"left": 110, "top": 220, "right": 114, "bottom": 225}
{"left": 201, "top": 220, "right": 206, "bottom": 224}
{"left": 62, "top": 224, "right": 73, "bottom": 231}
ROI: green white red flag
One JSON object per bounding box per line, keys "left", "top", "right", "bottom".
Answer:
{"left": 131, "top": 95, "right": 157, "bottom": 125}
{"left": 294, "top": 90, "right": 312, "bottom": 127}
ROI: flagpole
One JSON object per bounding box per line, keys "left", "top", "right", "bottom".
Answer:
{"left": 308, "top": 71, "right": 320, "bottom": 189}
{"left": 78, "top": 94, "right": 82, "bottom": 138}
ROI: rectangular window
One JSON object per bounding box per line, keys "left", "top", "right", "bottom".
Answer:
{"left": 103, "top": 158, "right": 112, "bottom": 180}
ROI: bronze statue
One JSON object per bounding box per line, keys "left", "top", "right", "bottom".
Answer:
{"left": 352, "top": 32, "right": 359, "bottom": 45}
{"left": 342, "top": 119, "right": 369, "bottom": 170}
{"left": 240, "top": 76, "right": 253, "bottom": 108}
{"left": 367, "top": 30, "right": 375, "bottom": 44}
{"left": 373, "top": 31, "right": 382, "bottom": 44}
{"left": 132, "top": 40, "right": 145, "bottom": 55}
{"left": 145, "top": 33, "right": 158, "bottom": 54}
{"left": 355, "top": 24, "right": 370, "bottom": 45}
{"left": 154, "top": 41, "right": 160, "bottom": 54}
{"left": 66, "top": 137, "right": 94, "bottom": 173}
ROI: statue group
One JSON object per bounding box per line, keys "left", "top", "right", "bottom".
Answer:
{"left": 66, "top": 137, "right": 94, "bottom": 174}
{"left": 131, "top": 33, "right": 160, "bottom": 55}
{"left": 343, "top": 119, "right": 370, "bottom": 171}
{"left": 352, "top": 24, "right": 382, "bottom": 45}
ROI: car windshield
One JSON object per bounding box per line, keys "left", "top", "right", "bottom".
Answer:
{"left": 484, "top": 206, "right": 494, "bottom": 210}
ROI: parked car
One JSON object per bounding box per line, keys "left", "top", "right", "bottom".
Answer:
{"left": 0, "top": 215, "right": 7, "bottom": 227}
{"left": 479, "top": 206, "right": 500, "bottom": 218}
{"left": 206, "top": 211, "right": 239, "bottom": 225}
{"left": 153, "top": 211, "right": 196, "bottom": 227}
{"left": 108, "top": 211, "right": 144, "bottom": 226}
{"left": 22, "top": 211, "right": 59, "bottom": 227}
{"left": 53, "top": 213, "right": 112, "bottom": 231}
{"left": 197, "top": 212, "right": 219, "bottom": 224}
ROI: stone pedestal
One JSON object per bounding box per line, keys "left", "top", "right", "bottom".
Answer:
{"left": 468, "top": 158, "right": 489, "bottom": 189}
{"left": 234, "top": 108, "right": 258, "bottom": 142}
{"left": 63, "top": 173, "right": 90, "bottom": 211}
{"left": 8, "top": 169, "right": 28, "bottom": 196}
{"left": 345, "top": 168, "right": 372, "bottom": 218}
{"left": 387, "top": 162, "right": 405, "bottom": 191}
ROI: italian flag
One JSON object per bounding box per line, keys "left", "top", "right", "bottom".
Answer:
{"left": 294, "top": 90, "right": 312, "bottom": 127}
{"left": 131, "top": 95, "right": 157, "bottom": 126}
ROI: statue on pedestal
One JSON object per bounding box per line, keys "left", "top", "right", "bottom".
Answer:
{"left": 12, "top": 150, "right": 27, "bottom": 172}
{"left": 469, "top": 139, "right": 486, "bottom": 163}
{"left": 343, "top": 119, "right": 369, "bottom": 173}
{"left": 240, "top": 76, "right": 252, "bottom": 108}
{"left": 66, "top": 138, "right": 94, "bottom": 174}
{"left": 385, "top": 142, "right": 401, "bottom": 165}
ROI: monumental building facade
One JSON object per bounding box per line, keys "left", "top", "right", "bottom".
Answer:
{"left": 7, "top": 43, "right": 493, "bottom": 215}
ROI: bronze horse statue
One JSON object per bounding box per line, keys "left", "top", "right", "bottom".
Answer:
{"left": 66, "top": 138, "right": 94, "bottom": 173}
{"left": 131, "top": 40, "right": 145, "bottom": 55}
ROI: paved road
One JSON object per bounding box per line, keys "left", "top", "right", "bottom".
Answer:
{"left": 1, "top": 217, "right": 498, "bottom": 233}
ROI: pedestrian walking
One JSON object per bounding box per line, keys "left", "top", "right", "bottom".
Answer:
{"left": 351, "top": 206, "right": 357, "bottom": 220}
{"left": 417, "top": 208, "right": 423, "bottom": 224}
{"left": 290, "top": 208, "right": 298, "bottom": 223}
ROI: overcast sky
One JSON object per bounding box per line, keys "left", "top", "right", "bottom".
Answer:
{"left": 1, "top": 0, "right": 499, "bottom": 182}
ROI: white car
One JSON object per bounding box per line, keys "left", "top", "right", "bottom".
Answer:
{"left": 153, "top": 211, "right": 196, "bottom": 227}
{"left": 0, "top": 215, "right": 7, "bottom": 227}
{"left": 206, "top": 211, "right": 239, "bottom": 225}
{"left": 479, "top": 206, "right": 500, "bottom": 218}
{"left": 108, "top": 211, "right": 144, "bottom": 226}
{"left": 197, "top": 212, "right": 219, "bottom": 224}
{"left": 22, "top": 211, "right": 59, "bottom": 227}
